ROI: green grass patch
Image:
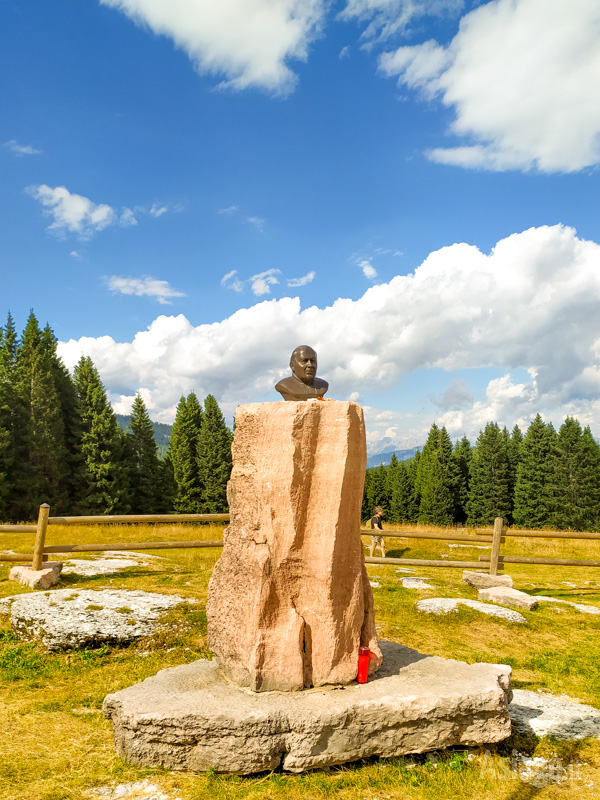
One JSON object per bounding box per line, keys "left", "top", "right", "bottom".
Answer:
{"left": 0, "top": 522, "right": 599, "bottom": 798}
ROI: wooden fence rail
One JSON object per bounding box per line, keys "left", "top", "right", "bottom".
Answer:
{"left": 2, "top": 507, "right": 600, "bottom": 574}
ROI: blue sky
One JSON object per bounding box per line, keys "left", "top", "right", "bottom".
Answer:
{"left": 2, "top": 0, "right": 600, "bottom": 452}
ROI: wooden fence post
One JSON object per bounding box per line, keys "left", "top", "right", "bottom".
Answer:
{"left": 31, "top": 503, "right": 50, "bottom": 571}
{"left": 489, "top": 517, "right": 504, "bottom": 576}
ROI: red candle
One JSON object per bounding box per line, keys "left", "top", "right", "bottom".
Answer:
{"left": 357, "top": 647, "right": 370, "bottom": 683}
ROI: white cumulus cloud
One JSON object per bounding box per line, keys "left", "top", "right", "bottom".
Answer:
{"left": 106, "top": 276, "right": 185, "bottom": 305}
{"left": 221, "top": 269, "right": 244, "bottom": 292}
{"left": 27, "top": 185, "right": 116, "bottom": 238}
{"left": 100, "top": 0, "right": 327, "bottom": 95}
{"left": 250, "top": 268, "right": 280, "bottom": 296}
{"left": 340, "top": 0, "right": 463, "bottom": 44}
{"left": 58, "top": 225, "right": 600, "bottom": 445}
{"left": 4, "top": 139, "right": 42, "bottom": 156}
{"left": 379, "top": 0, "right": 600, "bottom": 172}
{"left": 358, "top": 259, "right": 377, "bottom": 279}
{"left": 287, "top": 271, "right": 315, "bottom": 287}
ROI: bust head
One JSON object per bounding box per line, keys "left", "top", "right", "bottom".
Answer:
{"left": 290, "top": 345, "right": 317, "bottom": 385}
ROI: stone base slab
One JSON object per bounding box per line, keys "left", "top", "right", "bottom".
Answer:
{"left": 9, "top": 561, "right": 63, "bottom": 589}
{"left": 103, "top": 640, "right": 512, "bottom": 774}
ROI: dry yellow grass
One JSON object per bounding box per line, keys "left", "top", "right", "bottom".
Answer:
{"left": 1, "top": 520, "right": 599, "bottom": 799}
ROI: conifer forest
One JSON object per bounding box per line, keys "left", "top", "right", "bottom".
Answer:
{"left": 364, "top": 417, "right": 600, "bottom": 530}
{"left": 0, "top": 312, "right": 232, "bottom": 522}
{"left": 2, "top": 312, "right": 599, "bottom": 530}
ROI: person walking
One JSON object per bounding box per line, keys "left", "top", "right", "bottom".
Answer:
{"left": 369, "top": 506, "right": 386, "bottom": 558}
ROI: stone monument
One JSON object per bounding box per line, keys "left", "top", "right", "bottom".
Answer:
{"left": 103, "top": 347, "right": 513, "bottom": 773}
{"left": 206, "top": 398, "right": 381, "bottom": 691}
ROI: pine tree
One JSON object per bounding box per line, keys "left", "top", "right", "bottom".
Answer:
{"left": 417, "top": 424, "right": 456, "bottom": 524}
{"left": 546, "top": 418, "right": 600, "bottom": 531}
{"left": 364, "top": 464, "right": 388, "bottom": 517}
{"left": 385, "top": 454, "right": 400, "bottom": 522}
{"left": 41, "top": 324, "right": 84, "bottom": 510}
{"left": 1, "top": 313, "right": 32, "bottom": 519}
{"left": 28, "top": 348, "right": 68, "bottom": 509}
{"left": 127, "top": 392, "right": 163, "bottom": 513}
{"left": 513, "top": 415, "right": 554, "bottom": 528}
{"left": 0, "top": 323, "right": 11, "bottom": 520}
{"left": 419, "top": 450, "right": 454, "bottom": 525}
{"left": 453, "top": 436, "right": 472, "bottom": 523}
{"left": 467, "top": 422, "right": 512, "bottom": 525}
{"left": 74, "top": 355, "right": 130, "bottom": 514}
{"left": 415, "top": 423, "right": 440, "bottom": 499}
{"left": 197, "top": 394, "right": 233, "bottom": 513}
{"left": 168, "top": 393, "right": 203, "bottom": 512}
{"left": 390, "top": 460, "right": 419, "bottom": 522}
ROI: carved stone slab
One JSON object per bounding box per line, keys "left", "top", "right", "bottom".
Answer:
{"left": 103, "top": 641, "right": 513, "bottom": 774}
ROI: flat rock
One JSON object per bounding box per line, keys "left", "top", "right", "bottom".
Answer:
{"left": 103, "top": 640, "right": 512, "bottom": 774}
{"left": 417, "top": 597, "right": 527, "bottom": 624}
{"left": 401, "top": 577, "right": 435, "bottom": 590}
{"left": 478, "top": 586, "right": 538, "bottom": 610}
{"left": 93, "top": 779, "right": 180, "bottom": 799}
{"left": 531, "top": 596, "right": 600, "bottom": 615}
{"left": 9, "top": 562, "right": 63, "bottom": 589}
{"left": 510, "top": 689, "right": 600, "bottom": 740}
{"left": 0, "top": 589, "right": 187, "bottom": 650}
{"left": 463, "top": 570, "right": 514, "bottom": 590}
{"left": 62, "top": 558, "right": 146, "bottom": 577}
{"left": 207, "top": 401, "right": 381, "bottom": 692}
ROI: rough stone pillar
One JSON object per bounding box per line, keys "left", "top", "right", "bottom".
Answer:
{"left": 207, "top": 400, "right": 382, "bottom": 692}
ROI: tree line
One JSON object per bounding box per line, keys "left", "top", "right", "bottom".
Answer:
{"left": 363, "top": 415, "right": 600, "bottom": 531}
{"left": 0, "top": 312, "right": 232, "bottom": 522}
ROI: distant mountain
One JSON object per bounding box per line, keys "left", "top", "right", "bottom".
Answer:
{"left": 116, "top": 414, "right": 173, "bottom": 458}
{"left": 366, "top": 447, "right": 421, "bottom": 468}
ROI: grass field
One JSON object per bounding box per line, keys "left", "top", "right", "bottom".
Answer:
{"left": 1, "top": 521, "right": 600, "bottom": 800}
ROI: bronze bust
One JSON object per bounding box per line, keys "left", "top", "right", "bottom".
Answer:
{"left": 275, "top": 345, "right": 329, "bottom": 401}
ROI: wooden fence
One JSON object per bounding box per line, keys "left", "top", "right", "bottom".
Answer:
{"left": 361, "top": 518, "right": 600, "bottom": 573}
{"left": 2, "top": 507, "right": 600, "bottom": 576}
{"left": 0, "top": 504, "right": 228, "bottom": 569}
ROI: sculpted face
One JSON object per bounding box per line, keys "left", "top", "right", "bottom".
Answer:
{"left": 290, "top": 346, "right": 317, "bottom": 385}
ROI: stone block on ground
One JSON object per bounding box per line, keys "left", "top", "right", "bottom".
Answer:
{"left": 207, "top": 400, "right": 381, "bottom": 692}
{"left": 478, "top": 586, "right": 538, "bottom": 610}
{"left": 103, "top": 640, "right": 512, "bottom": 774}
{"left": 0, "top": 588, "right": 188, "bottom": 650}
{"left": 510, "top": 689, "right": 600, "bottom": 740}
{"left": 9, "top": 561, "right": 63, "bottom": 589}
{"left": 417, "top": 597, "right": 527, "bottom": 623}
{"left": 463, "top": 570, "right": 513, "bottom": 590}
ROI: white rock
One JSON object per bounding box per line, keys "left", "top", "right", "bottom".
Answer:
{"left": 0, "top": 589, "right": 188, "bottom": 650}
{"left": 401, "top": 578, "right": 434, "bottom": 590}
{"left": 93, "top": 779, "right": 179, "bottom": 799}
{"left": 103, "top": 640, "right": 512, "bottom": 774}
{"left": 62, "top": 558, "right": 144, "bottom": 577}
{"left": 448, "top": 543, "right": 490, "bottom": 549}
{"left": 9, "top": 562, "right": 63, "bottom": 589}
{"left": 417, "top": 597, "right": 527, "bottom": 624}
{"left": 510, "top": 689, "right": 600, "bottom": 740}
{"left": 478, "top": 586, "right": 538, "bottom": 610}
{"left": 532, "top": 596, "right": 600, "bottom": 615}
